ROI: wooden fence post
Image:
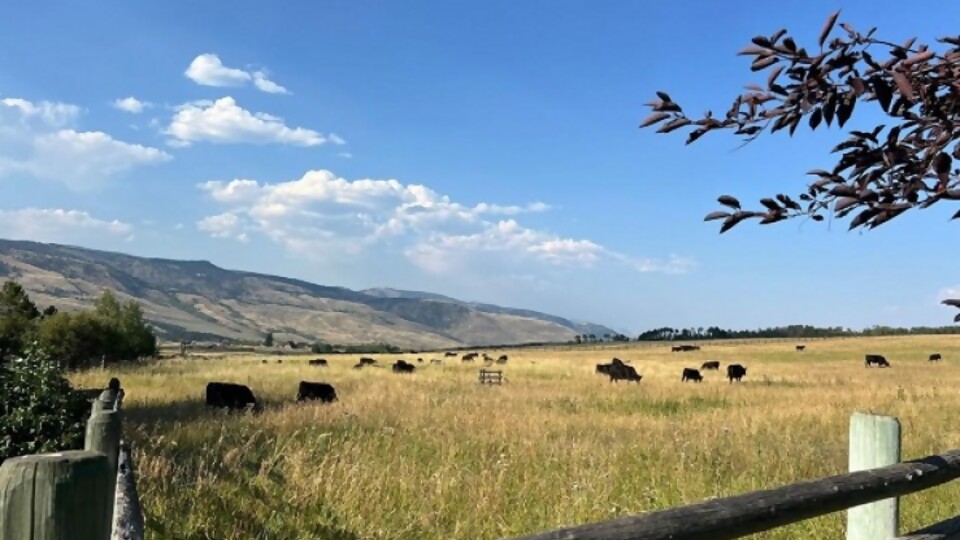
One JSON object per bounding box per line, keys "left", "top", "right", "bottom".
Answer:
{"left": 111, "top": 442, "right": 145, "bottom": 540}
{"left": 0, "top": 450, "right": 114, "bottom": 540}
{"left": 847, "top": 411, "right": 901, "bottom": 540}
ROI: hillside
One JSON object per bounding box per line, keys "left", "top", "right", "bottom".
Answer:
{"left": 0, "top": 239, "right": 616, "bottom": 349}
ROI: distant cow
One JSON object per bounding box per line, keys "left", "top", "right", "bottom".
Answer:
{"left": 205, "top": 382, "right": 259, "bottom": 411}
{"left": 277, "top": 359, "right": 283, "bottom": 364}
{"left": 296, "top": 381, "right": 337, "bottom": 403}
{"left": 261, "top": 359, "right": 268, "bottom": 364}
{"left": 359, "top": 357, "right": 376, "bottom": 366}
{"left": 606, "top": 362, "right": 642, "bottom": 383}
{"left": 701, "top": 361, "right": 720, "bottom": 370}
{"left": 444, "top": 352, "right": 458, "bottom": 357}
{"left": 930, "top": 353, "right": 942, "bottom": 362}
{"left": 462, "top": 353, "right": 478, "bottom": 362}
{"left": 682, "top": 368, "right": 703, "bottom": 382}
{"left": 392, "top": 359, "right": 416, "bottom": 373}
{"left": 796, "top": 345, "right": 806, "bottom": 351}
{"left": 496, "top": 355, "right": 508, "bottom": 364}
{"left": 672, "top": 344, "right": 700, "bottom": 352}
{"left": 596, "top": 363, "right": 612, "bottom": 375}
{"left": 308, "top": 358, "right": 328, "bottom": 366}
{"left": 726, "top": 364, "right": 747, "bottom": 382}
{"left": 865, "top": 354, "right": 890, "bottom": 368}
{"left": 417, "top": 357, "right": 424, "bottom": 363}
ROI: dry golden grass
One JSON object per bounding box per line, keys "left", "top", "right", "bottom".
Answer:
{"left": 71, "top": 335, "right": 960, "bottom": 540}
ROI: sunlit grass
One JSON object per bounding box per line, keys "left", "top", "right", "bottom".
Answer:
{"left": 70, "top": 335, "right": 960, "bottom": 539}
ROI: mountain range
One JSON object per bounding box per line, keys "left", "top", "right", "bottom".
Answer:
{"left": 0, "top": 239, "right": 616, "bottom": 349}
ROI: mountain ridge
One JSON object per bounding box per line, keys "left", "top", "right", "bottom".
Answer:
{"left": 0, "top": 238, "right": 617, "bottom": 349}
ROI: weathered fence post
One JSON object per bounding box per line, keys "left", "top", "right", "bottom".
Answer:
{"left": 86, "top": 384, "right": 123, "bottom": 529}
{"left": 847, "top": 411, "right": 901, "bottom": 540}
{"left": 0, "top": 450, "right": 114, "bottom": 540}
{"left": 111, "top": 442, "right": 145, "bottom": 540}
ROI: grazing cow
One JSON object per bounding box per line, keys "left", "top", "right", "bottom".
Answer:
{"left": 682, "top": 368, "right": 704, "bottom": 382}
{"left": 606, "top": 362, "right": 642, "bottom": 383}
{"left": 796, "top": 345, "right": 806, "bottom": 351}
{"left": 930, "top": 353, "right": 942, "bottom": 362}
{"left": 865, "top": 354, "right": 890, "bottom": 368}
{"left": 359, "top": 357, "right": 376, "bottom": 366}
{"left": 277, "top": 359, "right": 283, "bottom": 364}
{"left": 726, "top": 364, "right": 747, "bottom": 383}
{"left": 462, "top": 353, "right": 478, "bottom": 362}
{"left": 205, "top": 382, "right": 259, "bottom": 411}
{"left": 496, "top": 355, "right": 508, "bottom": 364}
{"left": 596, "top": 363, "right": 612, "bottom": 375}
{"left": 296, "top": 381, "right": 338, "bottom": 403}
{"left": 701, "top": 361, "right": 720, "bottom": 371}
{"left": 308, "top": 358, "right": 328, "bottom": 366}
{"left": 417, "top": 357, "right": 424, "bottom": 363}
{"left": 392, "top": 359, "right": 416, "bottom": 373}
{"left": 672, "top": 344, "right": 700, "bottom": 352}
{"left": 261, "top": 359, "right": 268, "bottom": 364}
{"left": 444, "top": 352, "right": 458, "bottom": 357}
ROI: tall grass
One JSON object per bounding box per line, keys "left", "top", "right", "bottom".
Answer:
{"left": 71, "top": 335, "right": 960, "bottom": 539}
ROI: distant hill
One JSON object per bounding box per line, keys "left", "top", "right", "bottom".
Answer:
{"left": 0, "top": 239, "right": 616, "bottom": 349}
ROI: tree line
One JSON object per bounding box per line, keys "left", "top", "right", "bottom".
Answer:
{"left": 0, "top": 279, "right": 158, "bottom": 368}
{"left": 631, "top": 324, "right": 960, "bottom": 342}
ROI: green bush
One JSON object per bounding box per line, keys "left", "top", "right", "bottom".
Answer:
{"left": 0, "top": 345, "right": 89, "bottom": 463}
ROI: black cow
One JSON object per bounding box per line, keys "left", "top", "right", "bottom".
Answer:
{"left": 392, "top": 360, "right": 416, "bottom": 373}
{"left": 726, "top": 364, "right": 747, "bottom": 382}
{"left": 930, "top": 353, "right": 942, "bottom": 362}
{"left": 796, "top": 345, "right": 806, "bottom": 351}
{"left": 205, "top": 382, "right": 259, "bottom": 411}
{"left": 672, "top": 344, "right": 700, "bottom": 352}
{"left": 296, "top": 381, "right": 337, "bottom": 403}
{"left": 277, "top": 359, "right": 283, "bottom": 364}
{"left": 701, "top": 361, "right": 720, "bottom": 370}
{"left": 417, "top": 357, "right": 424, "bottom": 363}
{"left": 261, "top": 359, "right": 268, "bottom": 364}
{"left": 596, "top": 363, "right": 612, "bottom": 375}
{"left": 682, "top": 368, "right": 703, "bottom": 382}
{"left": 444, "top": 352, "right": 458, "bottom": 357}
{"left": 462, "top": 353, "right": 478, "bottom": 362}
{"left": 496, "top": 355, "right": 509, "bottom": 364}
{"left": 308, "top": 358, "right": 328, "bottom": 366}
{"left": 865, "top": 354, "right": 890, "bottom": 368}
{"left": 607, "top": 362, "right": 642, "bottom": 383}
{"left": 359, "top": 357, "right": 376, "bottom": 366}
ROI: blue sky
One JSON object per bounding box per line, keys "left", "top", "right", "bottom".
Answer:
{"left": 0, "top": 1, "right": 958, "bottom": 333}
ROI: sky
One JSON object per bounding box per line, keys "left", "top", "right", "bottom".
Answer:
{"left": 1, "top": 1, "right": 958, "bottom": 334}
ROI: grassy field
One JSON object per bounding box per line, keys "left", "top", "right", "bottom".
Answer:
{"left": 71, "top": 335, "right": 960, "bottom": 540}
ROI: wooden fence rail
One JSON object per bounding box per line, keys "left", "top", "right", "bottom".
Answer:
{"left": 0, "top": 379, "right": 144, "bottom": 540}
{"left": 503, "top": 412, "right": 960, "bottom": 540}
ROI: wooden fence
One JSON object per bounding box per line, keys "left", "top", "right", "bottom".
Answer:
{"left": 0, "top": 381, "right": 145, "bottom": 540}
{"left": 502, "top": 412, "right": 960, "bottom": 540}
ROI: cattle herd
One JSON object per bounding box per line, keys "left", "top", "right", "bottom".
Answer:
{"left": 200, "top": 345, "right": 947, "bottom": 412}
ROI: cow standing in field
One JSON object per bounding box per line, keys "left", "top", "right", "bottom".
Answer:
{"left": 796, "top": 345, "right": 806, "bottom": 351}
{"left": 296, "top": 381, "right": 338, "bottom": 403}
{"left": 444, "top": 352, "right": 458, "bottom": 357}
{"left": 392, "top": 359, "right": 416, "bottom": 373}
{"left": 701, "top": 361, "right": 720, "bottom": 371}
{"left": 682, "top": 368, "right": 703, "bottom": 382}
{"left": 865, "top": 355, "right": 890, "bottom": 368}
{"left": 929, "top": 353, "right": 942, "bottom": 362}
{"left": 496, "top": 355, "right": 508, "bottom": 364}
{"left": 417, "top": 357, "right": 424, "bottom": 363}
{"left": 726, "top": 364, "right": 747, "bottom": 383}
{"left": 603, "top": 358, "right": 641, "bottom": 383}
{"left": 462, "top": 353, "right": 478, "bottom": 362}
{"left": 359, "top": 357, "right": 376, "bottom": 366}
{"left": 308, "top": 358, "right": 328, "bottom": 366}
{"left": 596, "top": 363, "right": 612, "bottom": 375}
{"left": 205, "top": 382, "right": 259, "bottom": 411}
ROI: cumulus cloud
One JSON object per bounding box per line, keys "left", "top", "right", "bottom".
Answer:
{"left": 0, "top": 208, "right": 133, "bottom": 243}
{"left": 185, "top": 53, "right": 289, "bottom": 94}
{"left": 113, "top": 97, "right": 150, "bottom": 114}
{"left": 196, "top": 169, "right": 692, "bottom": 276}
{"left": 166, "top": 97, "right": 328, "bottom": 147}
{"left": 0, "top": 97, "right": 171, "bottom": 189}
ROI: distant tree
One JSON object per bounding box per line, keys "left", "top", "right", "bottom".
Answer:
{"left": 0, "top": 281, "right": 41, "bottom": 361}
{"left": 264, "top": 332, "right": 274, "bottom": 347}
{"left": 574, "top": 335, "right": 582, "bottom": 344}
{"left": 641, "top": 11, "right": 960, "bottom": 318}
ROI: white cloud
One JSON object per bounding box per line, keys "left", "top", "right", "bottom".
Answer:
{"left": 252, "top": 71, "right": 289, "bottom": 94}
{"left": 329, "top": 133, "right": 346, "bottom": 145}
{"left": 0, "top": 98, "right": 171, "bottom": 189}
{"left": 185, "top": 53, "right": 289, "bottom": 94}
{"left": 196, "top": 168, "right": 693, "bottom": 277}
{"left": 338, "top": 152, "right": 353, "bottom": 159}
{"left": 113, "top": 97, "right": 150, "bottom": 114}
{"left": 166, "top": 97, "right": 328, "bottom": 147}
{"left": 0, "top": 208, "right": 133, "bottom": 243}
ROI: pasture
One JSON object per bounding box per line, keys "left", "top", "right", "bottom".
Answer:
{"left": 71, "top": 335, "right": 960, "bottom": 540}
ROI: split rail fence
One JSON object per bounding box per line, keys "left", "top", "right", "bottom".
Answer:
{"left": 0, "top": 380, "right": 145, "bottom": 540}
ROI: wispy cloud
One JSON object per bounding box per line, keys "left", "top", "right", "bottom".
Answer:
{"left": 0, "top": 97, "right": 171, "bottom": 189}
{"left": 0, "top": 208, "right": 134, "bottom": 243}
{"left": 166, "top": 97, "right": 328, "bottom": 147}
{"left": 113, "top": 96, "right": 151, "bottom": 114}
{"left": 185, "top": 53, "right": 289, "bottom": 94}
